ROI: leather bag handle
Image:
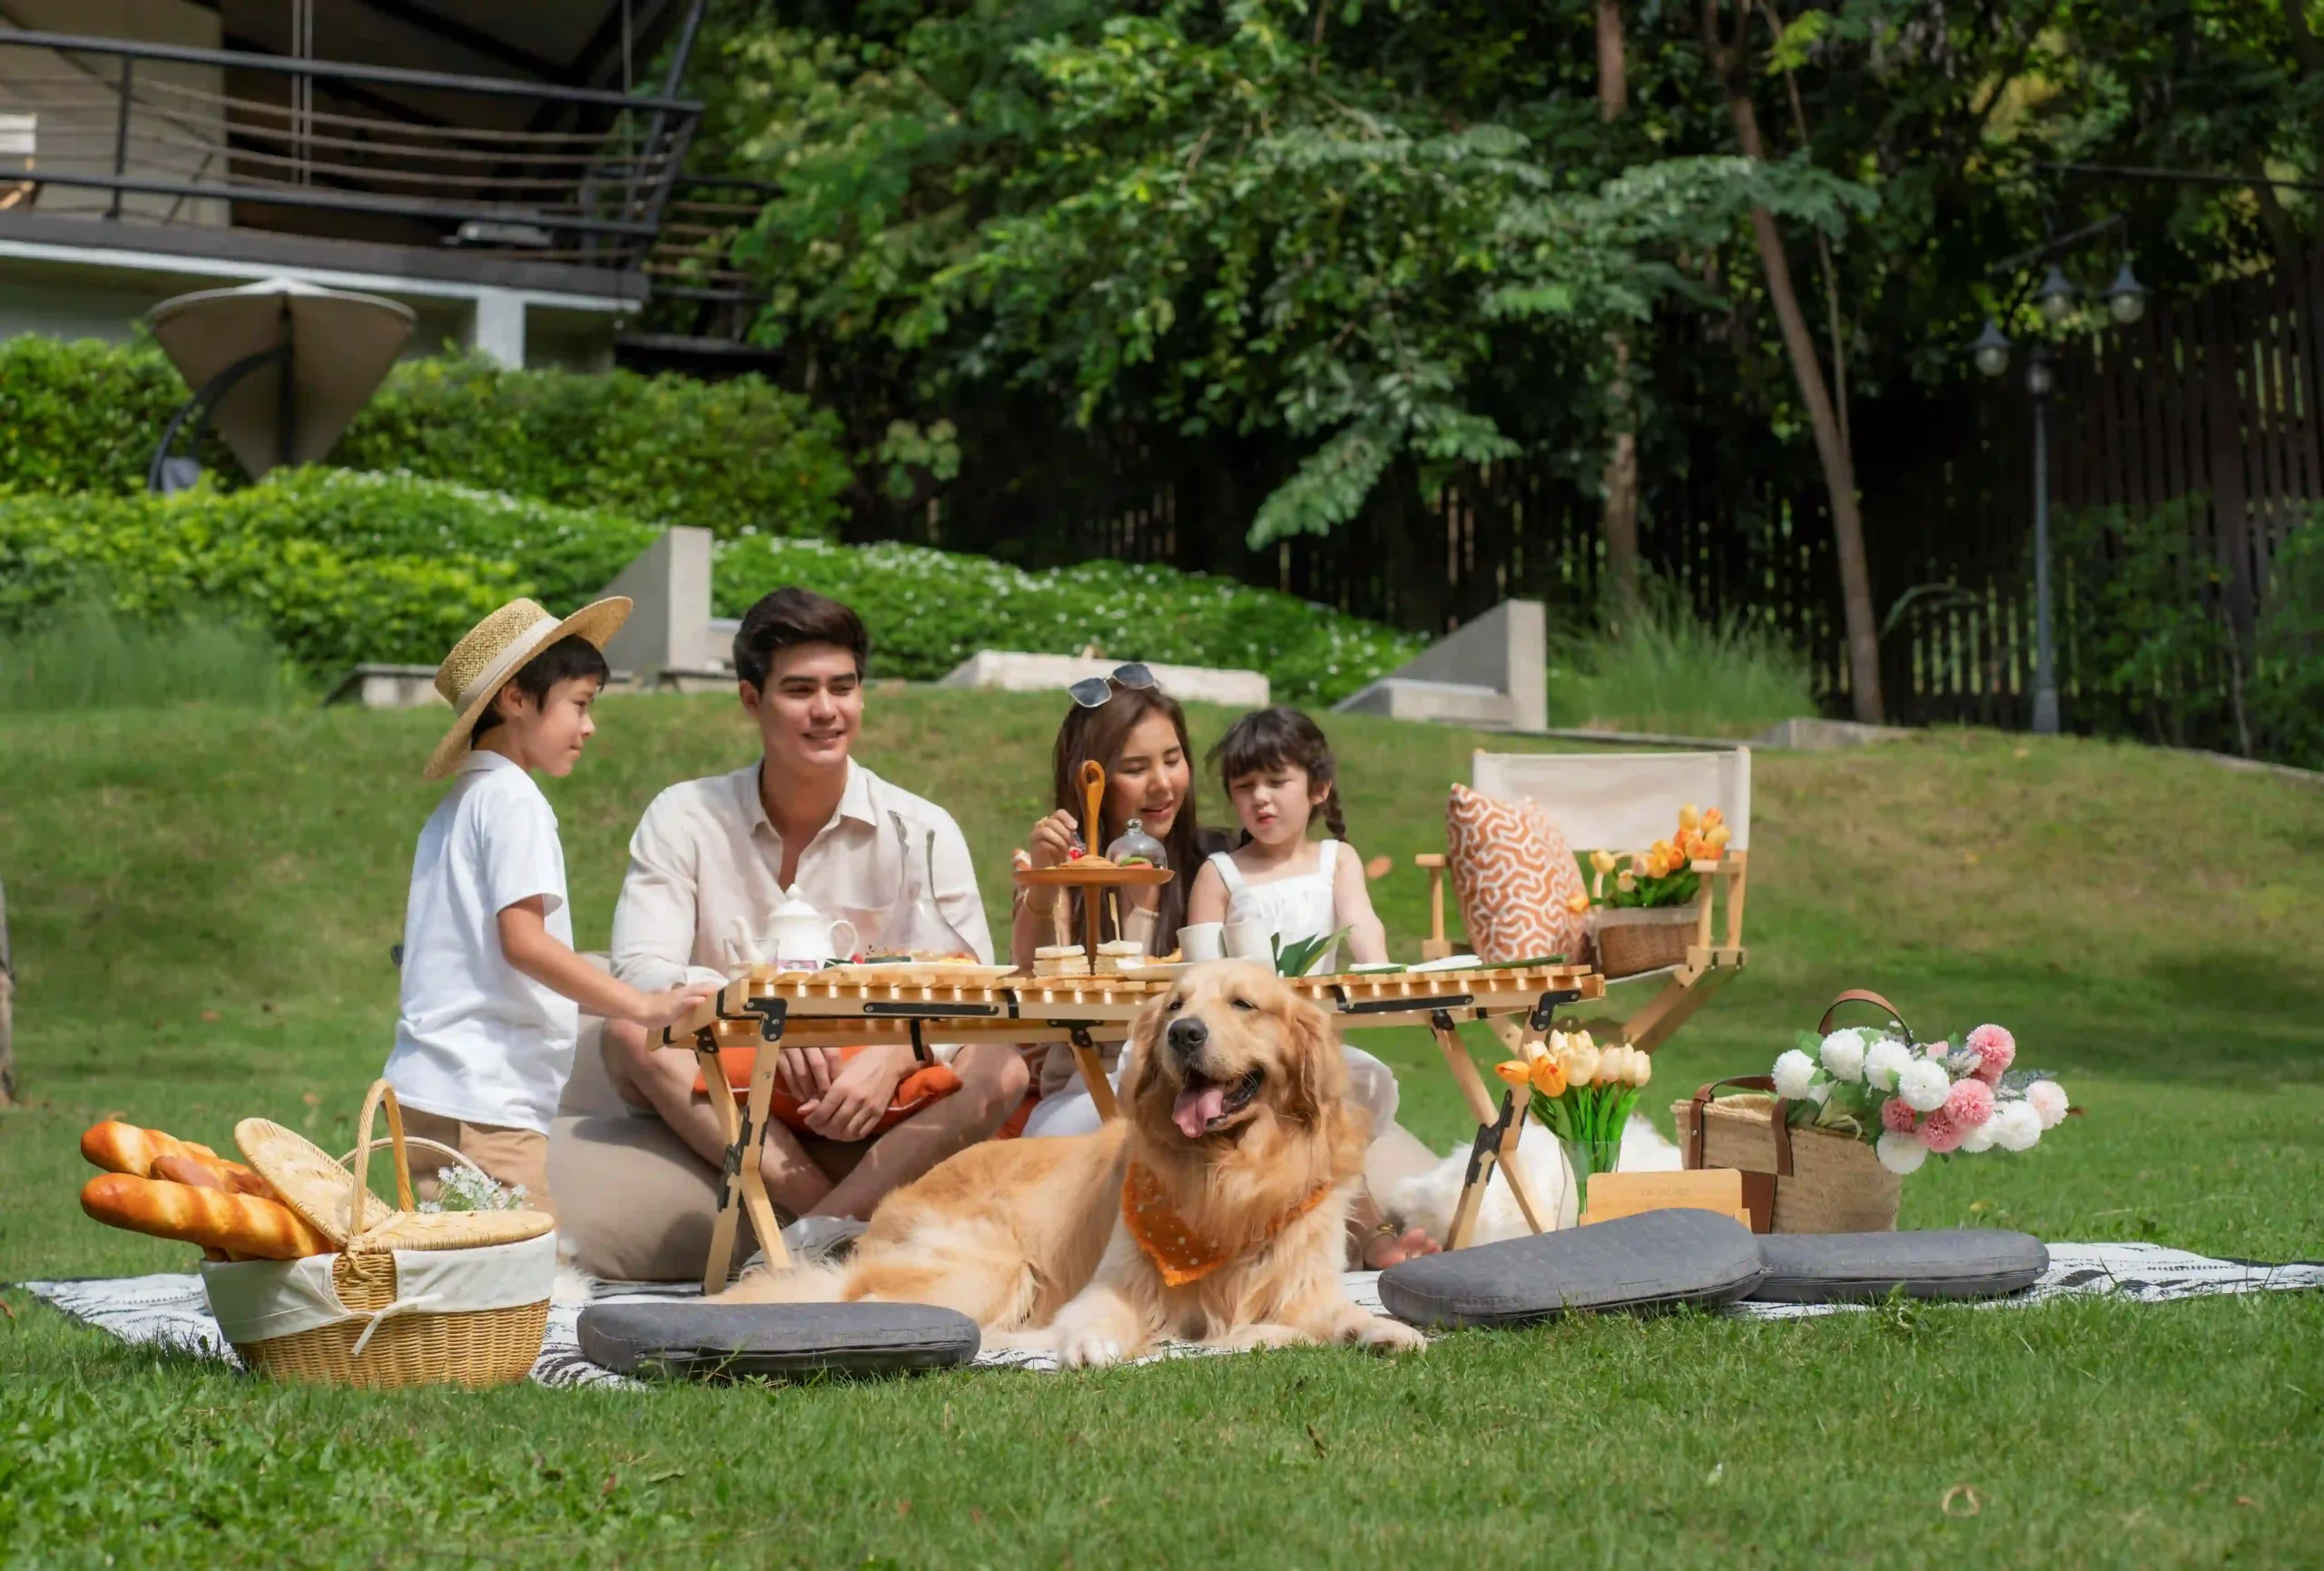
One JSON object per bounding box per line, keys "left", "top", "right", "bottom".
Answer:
{"left": 1686, "top": 1074, "right": 1794, "bottom": 1178}
{"left": 1818, "top": 989, "right": 1913, "bottom": 1043}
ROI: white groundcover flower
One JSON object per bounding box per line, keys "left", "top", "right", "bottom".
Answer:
{"left": 1957, "top": 1120, "right": 1997, "bottom": 1154}
{"left": 1991, "top": 1102, "right": 2043, "bottom": 1152}
{"left": 1772, "top": 1049, "right": 1819, "bottom": 1100}
{"left": 1818, "top": 1030, "right": 1867, "bottom": 1082}
{"left": 1876, "top": 1131, "right": 1928, "bottom": 1175}
{"left": 2025, "top": 1080, "right": 2070, "bottom": 1130}
{"left": 1864, "top": 1037, "right": 1914, "bottom": 1092}
{"left": 1897, "top": 1059, "right": 1952, "bottom": 1114}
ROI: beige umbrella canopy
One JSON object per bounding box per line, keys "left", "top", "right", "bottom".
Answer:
{"left": 145, "top": 278, "right": 416, "bottom": 488}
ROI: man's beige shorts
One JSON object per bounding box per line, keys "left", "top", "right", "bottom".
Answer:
{"left": 397, "top": 1108, "right": 556, "bottom": 1222}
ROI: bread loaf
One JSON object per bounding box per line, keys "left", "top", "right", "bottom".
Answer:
{"left": 80, "top": 1174, "right": 330, "bottom": 1260}
{"left": 82, "top": 1121, "right": 272, "bottom": 1196}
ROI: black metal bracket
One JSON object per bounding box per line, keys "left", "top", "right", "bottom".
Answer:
{"left": 1341, "top": 992, "right": 1476, "bottom": 1017}
{"left": 1461, "top": 1089, "right": 1519, "bottom": 1189}
{"left": 743, "top": 995, "right": 788, "bottom": 1044}
{"left": 860, "top": 1001, "right": 1000, "bottom": 1020}
{"left": 908, "top": 1017, "right": 931, "bottom": 1066}
{"left": 1068, "top": 1025, "right": 1098, "bottom": 1052}
{"left": 1529, "top": 988, "right": 1583, "bottom": 1033}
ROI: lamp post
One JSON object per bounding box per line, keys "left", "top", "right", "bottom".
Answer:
{"left": 1968, "top": 234, "right": 2147, "bottom": 736}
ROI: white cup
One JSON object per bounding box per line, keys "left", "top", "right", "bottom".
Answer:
{"left": 1179, "top": 922, "right": 1225, "bottom": 962}
{"left": 1224, "top": 920, "right": 1275, "bottom": 963}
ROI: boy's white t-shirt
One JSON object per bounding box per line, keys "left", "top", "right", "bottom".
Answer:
{"left": 386, "top": 749, "right": 578, "bottom": 1135}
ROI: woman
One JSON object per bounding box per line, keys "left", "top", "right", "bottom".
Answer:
{"left": 1009, "top": 668, "right": 1438, "bottom": 1270}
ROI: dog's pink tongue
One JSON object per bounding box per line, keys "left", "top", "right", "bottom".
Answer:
{"left": 1174, "top": 1083, "right": 1227, "bottom": 1140}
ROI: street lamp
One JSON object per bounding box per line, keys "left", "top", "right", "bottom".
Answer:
{"left": 2036, "top": 264, "right": 2077, "bottom": 324}
{"left": 1971, "top": 319, "right": 2012, "bottom": 379}
{"left": 2103, "top": 260, "right": 2149, "bottom": 324}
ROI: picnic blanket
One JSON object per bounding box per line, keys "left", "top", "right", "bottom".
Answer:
{"left": 19, "top": 1241, "right": 2324, "bottom": 1389}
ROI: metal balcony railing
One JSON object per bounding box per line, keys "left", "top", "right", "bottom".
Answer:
{"left": 0, "top": 29, "right": 703, "bottom": 269}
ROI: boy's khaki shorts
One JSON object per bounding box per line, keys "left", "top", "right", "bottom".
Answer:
{"left": 396, "top": 1108, "right": 556, "bottom": 1222}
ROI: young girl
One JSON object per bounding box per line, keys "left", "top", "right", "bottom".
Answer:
{"left": 1186, "top": 707, "right": 1389, "bottom": 972}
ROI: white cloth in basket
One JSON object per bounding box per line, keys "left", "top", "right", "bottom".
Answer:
{"left": 201, "top": 1231, "right": 557, "bottom": 1354}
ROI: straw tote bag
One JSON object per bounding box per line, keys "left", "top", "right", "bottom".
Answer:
{"left": 1670, "top": 992, "right": 1907, "bottom": 1234}
{"left": 203, "top": 1081, "right": 556, "bottom": 1388}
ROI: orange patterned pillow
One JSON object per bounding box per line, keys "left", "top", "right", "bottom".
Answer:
{"left": 1445, "top": 783, "right": 1587, "bottom": 964}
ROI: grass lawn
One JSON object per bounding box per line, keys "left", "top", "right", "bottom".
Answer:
{"left": 5, "top": 688, "right": 2323, "bottom": 1567}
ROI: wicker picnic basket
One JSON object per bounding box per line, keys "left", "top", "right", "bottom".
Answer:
{"left": 1591, "top": 904, "right": 1698, "bottom": 979}
{"left": 201, "top": 1081, "right": 556, "bottom": 1388}
{"left": 1671, "top": 991, "right": 1910, "bottom": 1233}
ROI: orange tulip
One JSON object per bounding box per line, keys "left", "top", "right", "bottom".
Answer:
{"left": 1493, "top": 1060, "right": 1532, "bottom": 1089}
{"left": 1701, "top": 807, "right": 1725, "bottom": 829}
{"left": 1530, "top": 1057, "right": 1569, "bottom": 1097}
{"left": 1565, "top": 890, "right": 1591, "bottom": 914}
{"left": 1678, "top": 804, "right": 1702, "bottom": 833}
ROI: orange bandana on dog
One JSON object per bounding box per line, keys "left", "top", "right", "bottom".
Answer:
{"left": 1120, "top": 1161, "right": 1333, "bottom": 1288}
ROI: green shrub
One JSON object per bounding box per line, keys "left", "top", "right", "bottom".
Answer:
{"left": 330, "top": 355, "right": 852, "bottom": 539}
{"left": 0, "top": 339, "right": 853, "bottom": 539}
{"left": 0, "top": 599, "right": 300, "bottom": 711}
{"left": 0, "top": 471, "right": 1421, "bottom": 702}
{"left": 713, "top": 538, "right": 1425, "bottom": 703}
{"left": 0, "top": 470, "right": 653, "bottom": 676}
{"left": 2251, "top": 520, "right": 2324, "bottom": 770}
{"left": 1544, "top": 588, "right": 1817, "bottom": 738}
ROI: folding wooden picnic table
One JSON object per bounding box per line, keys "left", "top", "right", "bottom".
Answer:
{"left": 660, "top": 961, "right": 1605, "bottom": 1292}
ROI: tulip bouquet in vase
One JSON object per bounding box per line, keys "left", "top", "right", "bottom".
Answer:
{"left": 1571, "top": 805, "right": 1733, "bottom": 979}
{"left": 1770, "top": 1020, "right": 2074, "bottom": 1177}
{"left": 1496, "top": 1026, "right": 1653, "bottom": 1216}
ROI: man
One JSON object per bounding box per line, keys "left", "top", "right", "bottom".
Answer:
{"left": 603, "top": 587, "right": 1027, "bottom": 1225}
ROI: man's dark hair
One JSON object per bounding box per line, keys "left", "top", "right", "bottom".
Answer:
{"left": 470, "top": 634, "right": 611, "bottom": 744}
{"left": 733, "top": 587, "right": 870, "bottom": 689}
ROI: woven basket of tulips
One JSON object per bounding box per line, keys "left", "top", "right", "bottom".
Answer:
{"left": 1575, "top": 805, "right": 1732, "bottom": 979}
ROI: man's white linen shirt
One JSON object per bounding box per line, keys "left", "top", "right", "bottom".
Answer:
{"left": 386, "top": 749, "right": 578, "bottom": 1134}
{"left": 610, "top": 759, "right": 993, "bottom": 1001}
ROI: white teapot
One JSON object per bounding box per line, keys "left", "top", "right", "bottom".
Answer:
{"left": 764, "top": 887, "right": 860, "bottom": 972}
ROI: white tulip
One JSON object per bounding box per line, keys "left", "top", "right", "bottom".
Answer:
{"left": 1897, "top": 1060, "right": 1952, "bottom": 1114}
{"left": 1629, "top": 1049, "right": 1654, "bottom": 1088}
{"left": 1818, "top": 1030, "right": 1867, "bottom": 1082}
{"left": 1865, "top": 1037, "right": 1914, "bottom": 1093}
{"left": 1772, "top": 1050, "right": 1819, "bottom": 1101}
{"left": 1876, "top": 1131, "right": 1928, "bottom": 1175}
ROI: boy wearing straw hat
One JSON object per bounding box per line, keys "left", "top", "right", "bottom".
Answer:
{"left": 386, "top": 597, "right": 715, "bottom": 1220}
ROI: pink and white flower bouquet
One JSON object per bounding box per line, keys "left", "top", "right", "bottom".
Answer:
{"left": 1768, "top": 1020, "right": 2075, "bottom": 1176}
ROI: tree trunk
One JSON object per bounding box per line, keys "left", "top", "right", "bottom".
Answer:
{"left": 1596, "top": 0, "right": 1641, "bottom": 606}
{"left": 1703, "top": 0, "right": 1884, "bottom": 721}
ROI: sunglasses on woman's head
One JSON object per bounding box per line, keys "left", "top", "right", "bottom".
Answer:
{"left": 1068, "top": 662, "right": 1157, "bottom": 708}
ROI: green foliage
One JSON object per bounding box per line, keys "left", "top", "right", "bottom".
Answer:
{"left": 2251, "top": 520, "right": 2324, "bottom": 770}
{"left": 0, "top": 470, "right": 655, "bottom": 677}
{"left": 0, "top": 599, "right": 301, "bottom": 712}
{"left": 0, "top": 470, "right": 1419, "bottom": 701}
{"left": 330, "top": 354, "right": 852, "bottom": 540}
{"left": 1545, "top": 588, "right": 1818, "bottom": 740}
{"left": 714, "top": 535, "right": 1424, "bottom": 702}
{"left": 1271, "top": 926, "right": 1350, "bottom": 977}
{"left": 0, "top": 339, "right": 853, "bottom": 540}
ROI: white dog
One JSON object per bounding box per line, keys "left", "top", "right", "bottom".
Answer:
{"left": 1379, "top": 1119, "right": 1683, "bottom": 1246}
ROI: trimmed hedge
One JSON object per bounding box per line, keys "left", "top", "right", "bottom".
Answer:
{"left": 714, "top": 538, "right": 1423, "bottom": 703}
{"left": 0, "top": 471, "right": 1421, "bottom": 702}
{"left": 0, "top": 338, "right": 852, "bottom": 539}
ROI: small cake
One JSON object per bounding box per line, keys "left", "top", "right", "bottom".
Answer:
{"left": 1094, "top": 939, "right": 1146, "bottom": 975}
{"left": 1034, "top": 944, "right": 1091, "bottom": 978}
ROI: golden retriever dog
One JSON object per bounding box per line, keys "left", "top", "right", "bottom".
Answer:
{"left": 717, "top": 960, "right": 1425, "bottom": 1367}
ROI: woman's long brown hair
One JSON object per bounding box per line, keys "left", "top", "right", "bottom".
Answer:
{"left": 1049, "top": 686, "right": 1207, "bottom": 950}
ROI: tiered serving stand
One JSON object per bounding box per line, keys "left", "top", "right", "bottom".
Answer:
{"left": 661, "top": 958, "right": 1604, "bottom": 1293}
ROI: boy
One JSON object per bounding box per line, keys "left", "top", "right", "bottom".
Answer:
{"left": 388, "top": 596, "right": 714, "bottom": 1219}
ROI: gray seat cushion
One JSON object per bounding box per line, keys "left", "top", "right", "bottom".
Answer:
{"left": 1379, "top": 1210, "right": 1765, "bottom": 1329}
{"left": 576, "top": 1302, "right": 980, "bottom": 1379}
{"left": 1749, "top": 1230, "right": 2049, "bottom": 1303}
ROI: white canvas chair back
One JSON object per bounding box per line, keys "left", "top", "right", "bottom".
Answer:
{"left": 1469, "top": 749, "right": 1751, "bottom": 854}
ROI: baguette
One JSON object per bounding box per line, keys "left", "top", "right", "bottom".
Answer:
{"left": 80, "top": 1173, "right": 330, "bottom": 1260}
{"left": 82, "top": 1121, "right": 272, "bottom": 1196}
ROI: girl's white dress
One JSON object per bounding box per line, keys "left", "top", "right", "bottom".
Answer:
{"left": 1208, "top": 839, "right": 1344, "bottom": 973}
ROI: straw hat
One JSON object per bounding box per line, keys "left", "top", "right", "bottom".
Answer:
{"left": 423, "top": 597, "right": 632, "bottom": 780}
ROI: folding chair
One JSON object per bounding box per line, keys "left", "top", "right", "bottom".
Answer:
{"left": 1417, "top": 748, "right": 1752, "bottom": 1054}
